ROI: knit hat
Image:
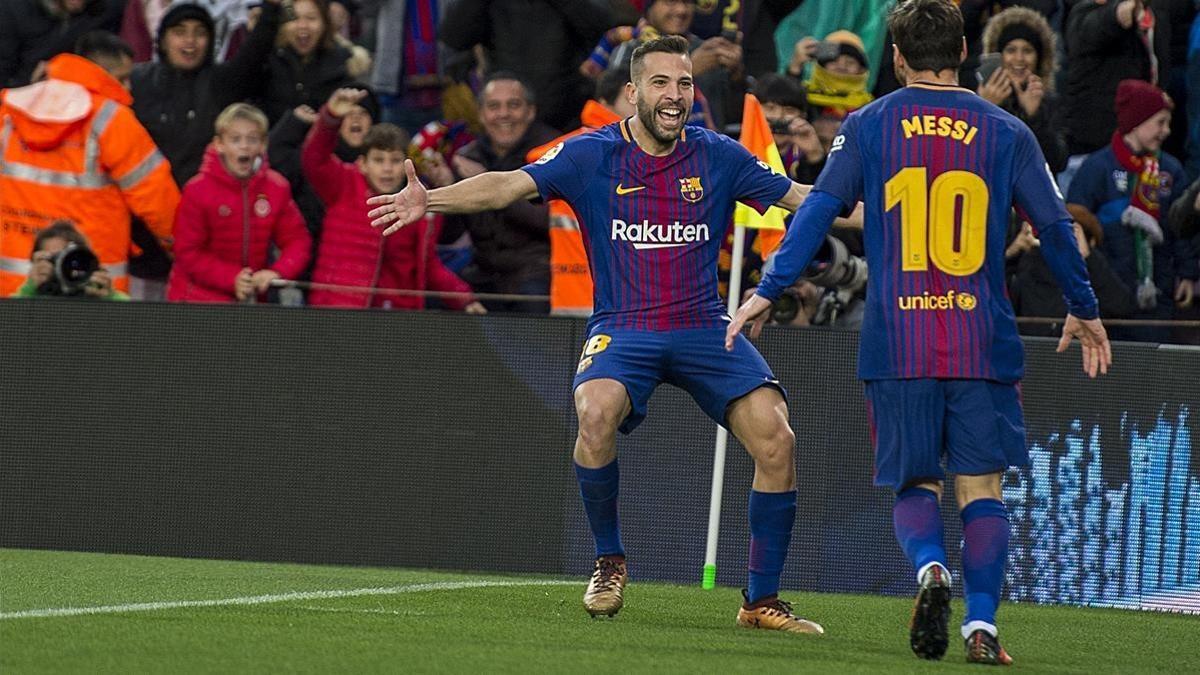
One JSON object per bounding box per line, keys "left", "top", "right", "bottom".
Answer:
{"left": 156, "top": 2, "right": 216, "bottom": 64}
{"left": 820, "top": 30, "right": 868, "bottom": 69}
{"left": 995, "top": 22, "right": 1044, "bottom": 60}
{"left": 1115, "top": 79, "right": 1173, "bottom": 135}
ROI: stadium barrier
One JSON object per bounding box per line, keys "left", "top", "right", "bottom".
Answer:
{"left": 1, "top": 300, "right": 1196, "bottom": 613}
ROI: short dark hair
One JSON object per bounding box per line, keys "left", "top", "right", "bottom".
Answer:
{"left": 362, "top": 123, "right": 410, "bottom": 153}
{"left": 753, "top": 73, "right": 807, "bottom": 114}
{"left": 596, "top": 68, "right": 630, "bottom": 106}
{"left": 32, "top": 220, "right": 88, "bottom": 258}
{"left": 630, "top": 34, "right": 690, "bottom": 83}
{"left": 480, "top": 70, "right": 536, "bottom": 106}
{"left": 75, "top": 31, "right": 134, "bottom": 63}
{"left": 887, "top": 0, "right": 964, "bottom": 74}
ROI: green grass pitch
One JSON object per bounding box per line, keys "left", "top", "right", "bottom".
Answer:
{"left": 1, "top": 548, "right": 1194, "bottom": 673}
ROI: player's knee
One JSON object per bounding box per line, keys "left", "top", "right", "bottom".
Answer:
{"left": 575, "top": 398, "right": 621, "bottom": 452}
{"left": 748, "top": 423, "right": 795, "bottom": 473}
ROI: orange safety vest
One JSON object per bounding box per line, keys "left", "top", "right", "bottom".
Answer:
{"left": 0, "top": 54, "right": 179, "bottom": 295}
{"left": 526, "top": 100, "right": 621, "bottom": 316}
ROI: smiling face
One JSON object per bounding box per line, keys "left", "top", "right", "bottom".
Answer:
{"left": 163, "top": 18, "right": 210, "bottom": 71}
{"left": 1001, "top": 38, "right": 1037, "bottom": 85}
{"left": 632, "top": 51, "right": 694, "bottom": 146}
{"left": 214, "top": 118, "right": 266, "bottom": 179}
{"left": 479, "top": 79, "right": 535, "bottom": 156}
{"left": 645, "top": 0, "right": 694, "bottom": 36}
{"left": 285, "top": 0, "right": 326, "bottom": 57}
{"left": 1128, "top": 109, "right": 1172, "bottom": 154}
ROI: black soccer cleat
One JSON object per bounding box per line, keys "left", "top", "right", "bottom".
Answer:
{"left": 909, "top": 563, "right": 952, "bottom": 660}
{"left": 965, "top": 628, "right": 1013, "bottom": 666}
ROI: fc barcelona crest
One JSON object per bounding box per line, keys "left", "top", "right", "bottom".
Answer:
{"left": 679, "top": 176, "right": 703, "bottom": 203}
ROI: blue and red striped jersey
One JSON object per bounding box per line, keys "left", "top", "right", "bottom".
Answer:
{"left": 759, "top": 82, "right": 1097, "bottom": 382}
{"left": 522, "top": 119, "right": 792, "bottom": 331}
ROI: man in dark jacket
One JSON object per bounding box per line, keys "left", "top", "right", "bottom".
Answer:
{"left": 127, "top": 0, "right": 282, "bottom": 294}
{"left": 0, "top": 0, "right": 123, "bottom": 88}
{"left": 444, "top": 72, "right": 558, "bottom": 313}
{"left": 131, "top": 1, "right": 283, "bottom": 187}
{"left": 1062, "top": 0, "right": 1170, "bottom": 160}
{"left": 438, "top": 0, "right": 611, "bottom": 130}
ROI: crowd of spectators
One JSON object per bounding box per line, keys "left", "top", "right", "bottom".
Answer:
{"left": 0, "top": 0, "right": 1198, "bottom": 342}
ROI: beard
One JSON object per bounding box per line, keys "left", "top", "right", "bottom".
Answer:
{"left": 636, "top": 97, "right": 684, "bottom": 145}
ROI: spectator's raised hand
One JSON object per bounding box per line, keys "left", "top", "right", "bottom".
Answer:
{"left": 367, "top": 159, "right": 428, "bottom": 235}
{"left": 789, "top": 117, "right": 824, "bottom": 163}
{"left": 464, "top": 301, "right": 487, "bottom": 314}
{"left": 978, "top": 67, "right": 1012, "bottom": 106}
{"left": 1116, "top": 0, "right": 1143, "bottom": 29}
{"left": 1072, "top": 222, "right": 1091, "bottom": 258}
{"left": 422, "top": 152, "right": 455, "bottom": 188}
{"left": 293, "top": 104, "right": 318, "bottom": 125}
{"left": 451, "top": 154, "right": 486, "bottom": 179}
{"left": 1005, "top": 222, "right": 1039, "bottom": 259}
{"left": 234, "top": 267, "right": 254, "bottom": 302}
{"left": 327, "top": 88, "right": 368, "bottom": 118}
{"left": 787, "top": 37, "right": 818, "bottom": 76}
{"left": 1014, "top": 74, "right": 1045, "bottom": 117}
{"left": 691, "top": 38, "right": 732, "bottom": 75}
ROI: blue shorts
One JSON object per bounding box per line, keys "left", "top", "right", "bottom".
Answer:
{"left": 573, "top": 328, "right": 784, "bottom": 434}
{"left": 864, "top": 379, "right": 1027, "bottom": 492}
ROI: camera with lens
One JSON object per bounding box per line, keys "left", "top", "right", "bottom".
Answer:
{"left": 770, "top": 234, "right": 868, "bottom": 326}
{"left": 768, "top": 117, "right": 794, "bottom": 135}
{"left": 36, "top": 243, "right": 100, "bottom": 297}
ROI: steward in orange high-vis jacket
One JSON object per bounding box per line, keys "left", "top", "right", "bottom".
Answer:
{"left": 526, "top": 98, "right": 623, "bottom": 316}
{"left": 0, "top": 53, "right": 179, "bottom": 295}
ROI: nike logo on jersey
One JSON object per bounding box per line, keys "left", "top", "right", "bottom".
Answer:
{"left": 615, "top": 184, "right": 647, "bottom": 195}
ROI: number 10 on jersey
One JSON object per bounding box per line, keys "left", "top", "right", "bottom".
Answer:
{"left": 885, "top": 167, "right": 989, "bottom": 276}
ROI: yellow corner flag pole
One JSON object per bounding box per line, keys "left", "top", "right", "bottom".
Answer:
{"left": 703, "top": 95, "right": 791, "bottom": 589}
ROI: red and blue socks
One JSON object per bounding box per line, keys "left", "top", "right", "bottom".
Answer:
{"left": 893, "top": 486, "right": 949, "bottom": 582}
{"left": 575, "top": 460, "right": 624, "bottom": 557}
{"left": 960, "top": 498, "right": 1009, "bottom": 638}
{"left": 747, "top": 489, "right": 797, "bottom": 603}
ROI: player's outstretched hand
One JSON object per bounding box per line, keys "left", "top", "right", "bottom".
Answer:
{"left": 367, "top": 159, "right": 427, "bottom": 235}
{"left": 725, "top": 294, "right": 772, "bottom": 350}
{"left": 1057, "top": 314, "right": 1112, "bottom": 378}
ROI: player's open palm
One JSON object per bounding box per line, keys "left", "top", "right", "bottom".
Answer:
{"left": 1057, "top": 314, "right": 1112, "bottom": 378}
{"left": 367, "top": 159, "right": 427, "bottom": 235}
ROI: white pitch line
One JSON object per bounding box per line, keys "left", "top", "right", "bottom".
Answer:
{"left": 0, "top": 579, "right": 578, "bottom": 620}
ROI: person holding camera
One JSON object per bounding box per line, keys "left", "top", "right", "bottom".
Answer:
{"left": 11, "top": 221, "right": 128, "bottom": 300}
{"left": 754, "top": 73, "right": 825, "bottom": 184}
{"left": 976, "top": 7, "right": 1067, "bottom": 174}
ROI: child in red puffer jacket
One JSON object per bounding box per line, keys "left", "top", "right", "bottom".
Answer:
{"left": 167, "top": 103, "right": 311, "bottom": 303}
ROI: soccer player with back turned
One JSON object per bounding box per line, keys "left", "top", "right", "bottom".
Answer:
{"left": 728, "top": 0, "right": 1112, "bottom": 665}
{"left": 367, "top": 35, "right": 849, "bottom": 634}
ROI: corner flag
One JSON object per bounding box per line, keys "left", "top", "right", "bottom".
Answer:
{"left": 734, "top": 94, "right": 790, "bottom": 257}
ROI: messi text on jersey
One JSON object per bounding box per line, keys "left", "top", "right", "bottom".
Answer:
{"left": 900, "top": 115, "right": 979, "bottom": 145}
